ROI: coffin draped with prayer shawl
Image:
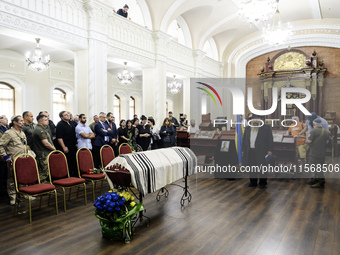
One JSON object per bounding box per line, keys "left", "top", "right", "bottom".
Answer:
{"left": 105, "top": 147, "right": 197, "bottom": 196}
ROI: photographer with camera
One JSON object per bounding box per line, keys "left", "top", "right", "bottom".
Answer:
{"left": 180, "top": 114, "right": 189, "bottom": 130}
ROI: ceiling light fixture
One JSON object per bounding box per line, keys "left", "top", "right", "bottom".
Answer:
{"left": 167, "top": 75, "right": 182, "bottom": 94}
{"left": 238, "top": 0, "right": 277, "bottom": 25}
{"left": 26, "top": 38, "right": 50, "bottom": 72}
{"left": 117, "top": 62, "right": 134, "bottom": 85}
{"left": 263, "top": 0, "right": 293, "bottom": 45}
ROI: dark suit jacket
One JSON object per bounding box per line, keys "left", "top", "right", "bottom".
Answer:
{"left": 93, "top": 122, "right": 114, "bottom": 147}
{"left": 104, "top": 121, "right": 117, "bottom": 140}
{"left": 242, "top": 124, "right": 274, "bottom": 166}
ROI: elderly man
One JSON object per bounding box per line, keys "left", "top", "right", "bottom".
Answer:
{"left": 0, "top": 115, "right": 27, "bottom": 205}
{"left": 187, "top": 120, "right": 199, "bottom": 134}
{"left": 22, "top": 111, "right": 36, "bottom": 151}
{"left": 33, "top": 114, "right": 56, "bottom": 183}
{"left": 89, "top": 115, "right": 99, "bottom": 134}
{"left": 94, "top": 112, "right": 115, "bottom": 167}
{"left": 298, "top": 112, "right": 329, "bottom": 138}
{"left": 0, "top": 115, "right": 9, "bottom": 138}
{"left": 305, "top": 118, "right": 330, "bottom": 188}
{"left": 242, "top": 114, "right": 274, "bottom": 189}
{"left": 75, "top": 114, "right": 95, "bottom": 150}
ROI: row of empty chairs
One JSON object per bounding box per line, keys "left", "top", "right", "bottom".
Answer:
{"left": 12, "top": 143, "right": 133, "bottom": 223}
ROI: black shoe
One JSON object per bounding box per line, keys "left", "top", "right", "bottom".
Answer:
{"left": 258, "top": 185, "right": 266, "bottom": 189}
{"left": 248, "top": 183, "right": 257, "bottom": 187}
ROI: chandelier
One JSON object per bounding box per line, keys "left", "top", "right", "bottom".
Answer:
{"left": 263, "top": 1, "right": 293, "bottom": 45}
{"left": 167, "top": 75, "right": 182, "bottom": 94}
{"left": 26, "top": 38, "right": 50, "bottom": 72}
{"left": 117, "top": 62, "right": 134, "bottom": 85}
{"left": 238, "top": 0, "right": 277, "bottom": 25}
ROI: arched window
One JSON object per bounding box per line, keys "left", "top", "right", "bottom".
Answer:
{"left": 53, "top": 88, "right": 66, "bottom": 122}
{"left": 0, "top": 82, "right": 15, "bottom": 118}
{"left": 113, "top": 94, "right": 121, "bottom": 122}
{"left": 129, "top": 96, "right": 135, "bottom": 119}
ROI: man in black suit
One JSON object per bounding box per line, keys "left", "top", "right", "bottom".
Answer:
{"left": 93, "top": 112, "right": 115, "bottom": 168}
{"left": 242, "top": 114, "right": 274, "bottom": 189}
{"left": 105, "top": 112, "right": 118, "bottom": 156}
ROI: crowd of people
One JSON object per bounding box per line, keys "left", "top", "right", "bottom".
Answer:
{"left": 0, "top": 110, "right": 193, "bottom": 205}
{"left": 242, "top": 112, "right": 331, "bottom": 189}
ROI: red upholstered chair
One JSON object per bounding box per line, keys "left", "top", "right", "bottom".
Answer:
{"left": 13, "top": 154, "right": 58, "bottom": 223}
{"left": 119, "top": 143, "right": 132, "bottom": 155}
{"left": 47, "top": 150, "right": 87, "bottom": 212}
{"left": 76, "top": 148, "right": 105, "bottom": 201}
{"left": 100, "top": 145, "right": 115, "bottom": 168}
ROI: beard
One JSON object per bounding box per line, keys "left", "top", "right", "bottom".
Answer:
{"left": 250, "top": 126, "right": 260, "bottom": 132}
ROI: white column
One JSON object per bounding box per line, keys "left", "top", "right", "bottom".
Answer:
{"left": 183, "top": 78, "right": 191, "bottom": 120}
{"left": 74, "top": 39, "right": 107, "bottom": 118}
{"left": 142, "top": 61, "right": 167, "bottom": 127}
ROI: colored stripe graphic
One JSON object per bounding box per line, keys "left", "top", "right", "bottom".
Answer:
{"left": 197, "top": 82, "right": 223, "bottom": 106}
{"left": 196, "top": 87, "right": 217, "bottom": 105}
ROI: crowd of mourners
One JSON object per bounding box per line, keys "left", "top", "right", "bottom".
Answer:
{"left": 0, "top": 110, "right": 196, "bottom": 205}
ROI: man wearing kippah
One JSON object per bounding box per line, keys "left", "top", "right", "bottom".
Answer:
{"left": 305, "top": 118, "right": 330, "bottom": 188}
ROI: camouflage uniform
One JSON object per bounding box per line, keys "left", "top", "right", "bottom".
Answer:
{"left": 0, "top": 128, "right": 27, "bottom": 203}
{"left": 32, "top": 124, "right": 54, "bottom": 183}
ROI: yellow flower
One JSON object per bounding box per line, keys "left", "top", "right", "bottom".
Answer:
{"left": 130, "top": 196, "right": 135, "bottom": 201}
{"left": 108, "top": 190, "right": 113, "bottom": 193}
{"left": 130, "top": 202, "right": 136, "bottom": 207}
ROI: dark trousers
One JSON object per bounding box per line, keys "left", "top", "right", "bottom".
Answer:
{"left": 94, "top": 145, "right": 102, "bottom": 168}
{"left": 151, "top": 141, "right": 158, "bottom": 150}
{"left": 248, "top": 149, "right": 267, "bottom": 186}
{"left": 0, "top": 160, "right": 8, "bottom": 195}
{"left": 65, "top": 146, "right": 77, "bottom": 177}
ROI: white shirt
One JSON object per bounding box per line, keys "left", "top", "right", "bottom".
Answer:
{"left": 250, "top": 127, "right": 259, "bottom": 149}
{"left": 187, "top": 125, "right": 199, "bottom": 134}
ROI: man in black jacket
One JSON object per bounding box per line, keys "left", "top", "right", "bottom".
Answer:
{"left": 242, "top": 114, "right": 274, "bottom": 189}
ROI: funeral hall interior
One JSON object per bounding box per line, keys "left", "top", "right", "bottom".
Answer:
{"left": 0, "top": 0, "right": 340, "bottom": 254}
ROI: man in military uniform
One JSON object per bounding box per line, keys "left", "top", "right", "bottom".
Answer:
{"left": 89, "top": 115, "right": 99, "bottom": 134}
{"left": 33, "top": 114, "right": 56, "bottom": 183}
{"left": 22, "top": 111, "right": 36, "bottom": 151}
{"left": 0, "top": 115, "right": 27, "bottom": 205}
{"left": 306, "top": 118, "right": 330, "bottom": 188}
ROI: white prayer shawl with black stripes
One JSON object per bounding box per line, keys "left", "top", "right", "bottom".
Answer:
{"left": 105, "top": 147, "right": 197, "bottom": 196}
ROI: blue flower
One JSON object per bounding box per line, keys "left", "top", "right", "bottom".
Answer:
{"left": 115, "top": 207, "right": 120, "bottom": 211}
{"left": 108, "top": 207, "right": 113, "bottom": 212}
{"left": 106, "top": 200, "right": 111, "bottom": 205}
{"left": 119, "top": 200, "right": 124, "bottom": 206}
{"left": 97, "top": 205, "right": 102, "bottom": 211}
{"left": 110, "top": 202, "right": 115, "bottom": 207}
{"left": 112, "top": 195, "right": 119, "bottom": 202}
{"left": 121, "top": 197, "right": 126, "bottom": 202}
{"left": 103, "top": 205, "right": 108, "bottom": 210}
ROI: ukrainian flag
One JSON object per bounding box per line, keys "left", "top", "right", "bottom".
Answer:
{"left": 235, "top": 115, "right": 244, "bottom": 166}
